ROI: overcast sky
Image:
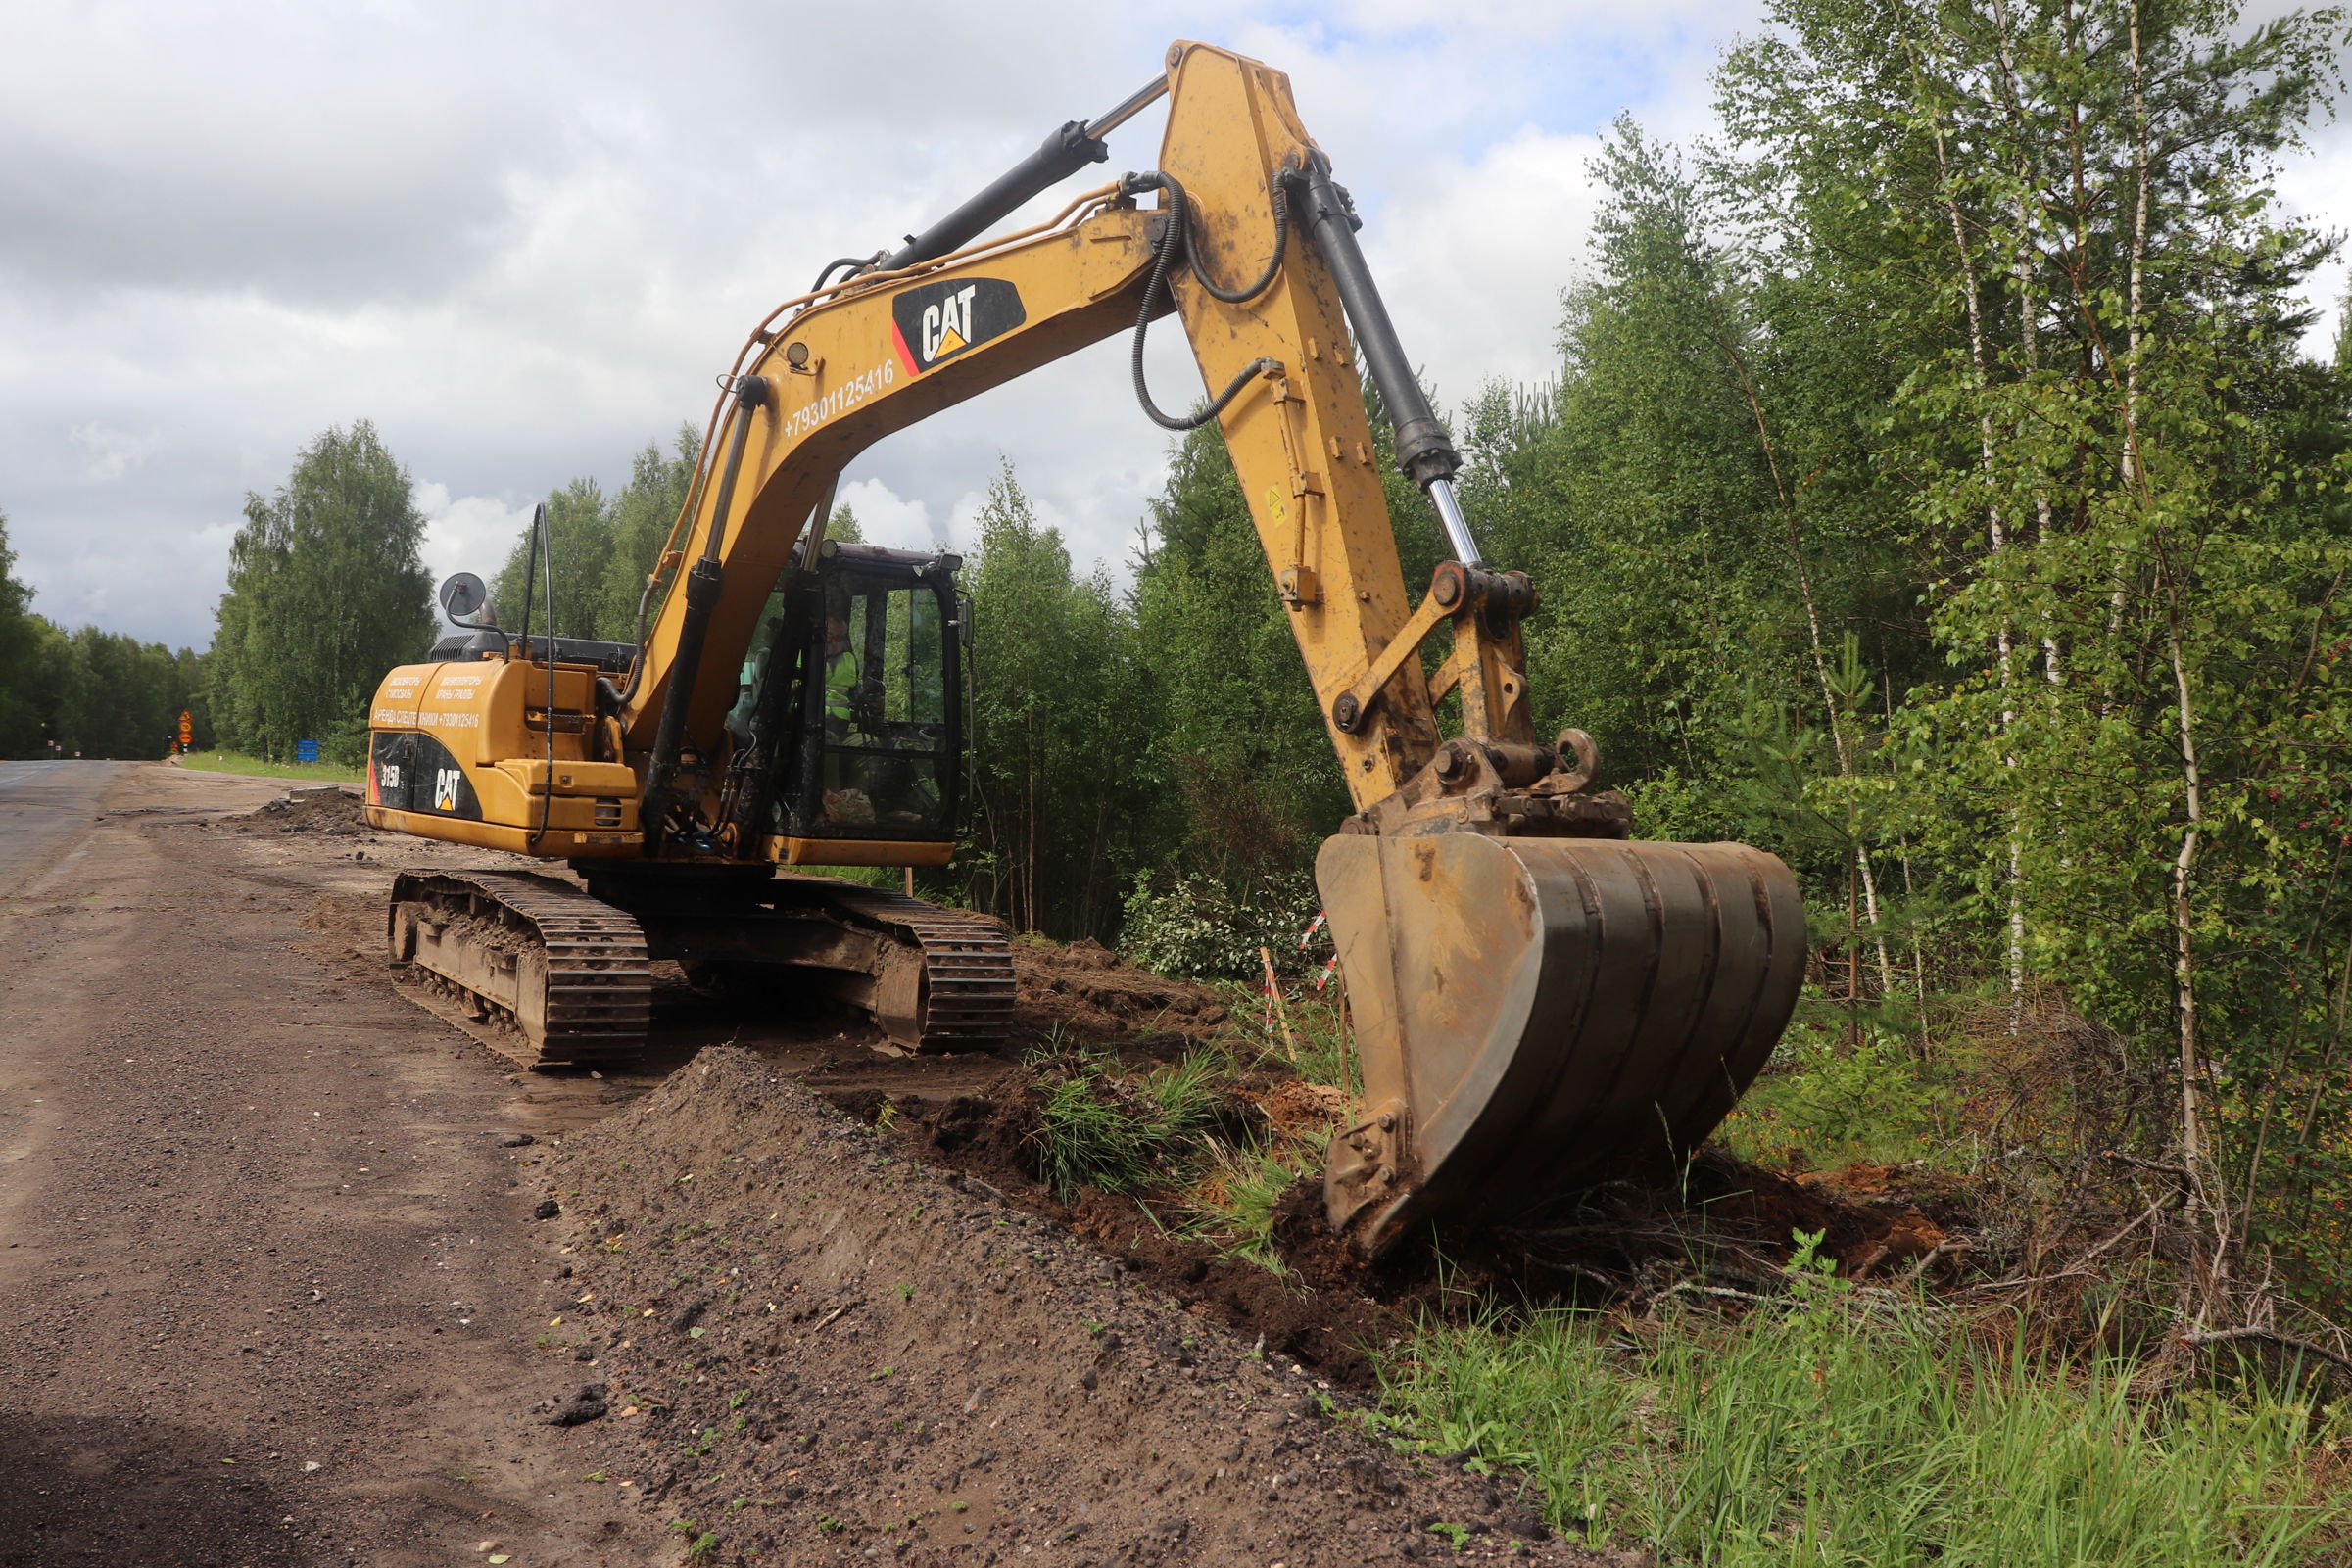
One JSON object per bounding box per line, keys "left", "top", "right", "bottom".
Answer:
{"left": 5, "top": 1, "right": 2346, "bottom": 652}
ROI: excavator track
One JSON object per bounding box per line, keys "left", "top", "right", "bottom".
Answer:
{"left": 389, "top": 869, "right": 1014, "bottom": 1064}
{"left": 389, "top": 870, "right": 651, "bottom": 1070}
{"left": 814, "top": 883, "right": 1017, "bottom": 1051}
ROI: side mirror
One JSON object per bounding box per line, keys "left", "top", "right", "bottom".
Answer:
{"left": 438, "top": 571, "right": 489, "bottom": 625}
{"left": 956, "top": 592, "right": 974, "bottom": 648}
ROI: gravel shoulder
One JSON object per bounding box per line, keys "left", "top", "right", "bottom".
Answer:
{"left": 0, "top": 762, "right": 1956, "bottom": 1568}
{"left": 0, "top": 766, "right": 1599, "bottom": 1568}
{"left": 0, "top": 763, "right": 668, "bottom": 1567}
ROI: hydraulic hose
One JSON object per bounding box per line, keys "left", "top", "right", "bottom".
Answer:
{"left": 1125, "top": 171, "right": 1279, "bottom": 432}
{"left": 515, "top": 502, "right": 540, "bottom": 660}
{"left": 1185, "top": 169, "right": 1291, "bottom": 304}
{"left": 642, "top": 375, "right": 769, "bottom": 843}
{"left": 529, "top": 501, "right": 556, "bottom": 851}
{"left": 809, "top": 254, "right": 883, "bottom": 292}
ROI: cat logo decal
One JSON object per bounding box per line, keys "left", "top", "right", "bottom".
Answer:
{"left": 889, "top": 278, "right": 1026, "bottom": 375}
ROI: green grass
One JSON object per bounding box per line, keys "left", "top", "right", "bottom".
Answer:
{"left": 1371, "top": 1237, "right": 2338, "bottom": 1565}
{"left": 1206, "top": 977, "right": 1363, "bottom": 1094}
{"left": 790, "top": 864, "right": 898, "bottom": 888}
{"left": 1027, "top": 1043, "right": 1224, "bottom": 1201}
{"left": 1715, "top": 1029, "right": 1958, "bottom": 1172}
{"left": 1181, "top": 1136, "right": 1321, "bottom": 1270}
{"left": 1283, "top": 987, "right": 1361, "bottom": 1095}
{"left": 174, "top": 749, "right": 363, "bottom": 784}
{"left": 1012, "top": 961, "right": 1359, "bottom": 1248}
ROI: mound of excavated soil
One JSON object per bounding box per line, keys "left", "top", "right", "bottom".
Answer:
{"left": 530, "top": 1049, "right": 1616, "bottom": 1567}
{"left": 1011, "top": 938, "right": 1230, "bottom": 1053}
{"left": 849, "top": 1074, "right": 1406, "bottom": 1387}
{"left": 232, "top": 784, "right": 368, "bottom": 835}
{"left": 833, "top": 1075, "right": 1967, "bottom": 1381}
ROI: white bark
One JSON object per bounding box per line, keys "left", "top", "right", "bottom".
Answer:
{"left": 1925, "top": 108, "right": 2026, "bottom": 999}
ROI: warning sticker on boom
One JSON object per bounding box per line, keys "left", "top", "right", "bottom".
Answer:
{"left": 888, "top": 278, "right": 1025, "bottom": 375}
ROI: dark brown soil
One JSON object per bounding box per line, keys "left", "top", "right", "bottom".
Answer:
{"left": 534, "top": 1050, "right": 1612, "bottom": 1567}
{"left": 1009, "top": 937, "right": 1230, "bottom": 1054}
{"left": 2, "top": 763, "right": 1990, "bottom": 1568}
{"left": 230, "top": 784, "right": 368, "bottom": 835}
{"left": 826, "top": 1069, "right": 1970, "bottom": 1398}
{"left": 830, "top": 1077, "right": 1404, "bottom": 1388}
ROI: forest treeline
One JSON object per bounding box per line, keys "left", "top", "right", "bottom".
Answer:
{"left": 941, "top": 64, "right": 2352, "bottom": 1309}
{"left": 0, "top": 510, "right": 205, "bottom": 759}
{"left": 0, "top": 422, "right": 439, "bottom": 764}
{"left": 954, "top": 0, "right": 2352, "bottom": 1325}
{"left": 206, "top": 420, "right": 435, "bottom": 764}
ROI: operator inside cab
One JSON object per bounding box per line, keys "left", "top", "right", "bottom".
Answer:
{"left": 823, "top": 603, "right": 859, "bottom": 737}
{"left": 821, "top": 596, "right": 877, "bottom": 825}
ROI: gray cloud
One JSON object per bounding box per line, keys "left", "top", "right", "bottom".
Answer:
{"left": 0, "top": 10, "right": 561, "bottom": 304}
{"left": 3, "top": 0, "right": 2341, "bottom": 651}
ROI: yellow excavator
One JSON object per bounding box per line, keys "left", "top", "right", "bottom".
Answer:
{"left": 363, "top": 41, "right": 1807, "bottom": 1254}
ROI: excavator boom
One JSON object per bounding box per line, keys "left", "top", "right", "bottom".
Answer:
{"left": 364, "top": 40, "right": 1806, "bottom": 1252}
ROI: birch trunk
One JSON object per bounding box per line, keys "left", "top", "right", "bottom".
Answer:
{"left": 1718, "top": 334, "right": 1893, "bottom": 993}
{"left": 1923, "top": 102, "right": 2026, "bottom": 1000}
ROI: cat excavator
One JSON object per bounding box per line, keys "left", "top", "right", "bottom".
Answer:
{"left": 362, "top": 40, "right": 1807, "bottom": 1254}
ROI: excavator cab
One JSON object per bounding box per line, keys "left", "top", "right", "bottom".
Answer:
{"left": 722, "top": 543, "right": 966, "bottom": 856}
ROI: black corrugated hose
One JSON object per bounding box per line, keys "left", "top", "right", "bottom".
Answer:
{"left": 1125, "top": 170, "right": 1287, "bottom": 432}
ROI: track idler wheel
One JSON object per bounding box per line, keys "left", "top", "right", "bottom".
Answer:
{"left": 1317, "top": 832, "right": 1805, "bottom": 1255}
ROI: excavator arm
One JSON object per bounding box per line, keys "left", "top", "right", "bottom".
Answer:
{"left": 618, "top": 45, "right": 1463, "bottom": 828}
{"left": 392, "top": 41, "right": 1809, "bottom": 1255}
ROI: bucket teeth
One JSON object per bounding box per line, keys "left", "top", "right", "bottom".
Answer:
{"left": 1317, "top": 832, "right": 1805, "bottom": 1255}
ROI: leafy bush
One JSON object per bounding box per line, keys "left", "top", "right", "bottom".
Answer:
{"left": 1120, "top": 868, "right": 1319, "bottom": 981}
{"left": 1716, "top": 1033, "right": 1947, "bottom": 1171}
{"left": 322, "top": 708, "right": 372, "bottom": 769}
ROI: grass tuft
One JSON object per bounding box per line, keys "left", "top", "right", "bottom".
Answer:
{"left": 1027, "top": 1046, "right": 1223, "bottom": 1201}
{"left": 1181, "top": 1137, "right": 1321, "bottom": 1271}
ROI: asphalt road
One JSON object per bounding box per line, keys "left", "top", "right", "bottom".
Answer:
{"left": 0, "top": 760, "right": 127, "bottom": 899}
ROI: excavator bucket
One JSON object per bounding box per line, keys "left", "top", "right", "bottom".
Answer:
{"left": 1318, "top": 832, "right": 1807, "bottom": 1254}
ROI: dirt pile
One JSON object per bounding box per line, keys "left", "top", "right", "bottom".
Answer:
{"left": 1011, "top": 938, "right": 1229, "bottom": 1052}
{"left": 832, "top": 1068, "right": 1969, "bottom": 1370}
{"left": 848, "top": 1077, "right": 1404, "bottom": 1387}
{"left": 532, "top": 1049, "right": 1611, "bottom": 1566}
{"left": 232, "top": 784, "right": 367, "bottom": 835}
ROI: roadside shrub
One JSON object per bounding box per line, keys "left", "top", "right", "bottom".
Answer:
{"left": 1716, "top": 1031, "right": 1948, "bottom": 1171}
{"left": 1121, "top": 868, "right": 1318, "bottom": 981}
